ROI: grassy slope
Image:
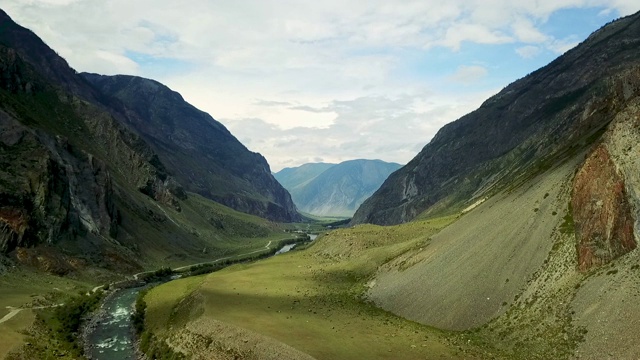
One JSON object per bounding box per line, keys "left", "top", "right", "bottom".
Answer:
{"left": 114, "top": 189, "right": 297, "bottom": 269}
{"left": 145, "top": 215, "right": 485, "bottom": 359}
{"left": 0, "top": 191, "right": 297, "bottom": 359}
{"left": 0, "top": 269, "right": 93, "bottom": 359}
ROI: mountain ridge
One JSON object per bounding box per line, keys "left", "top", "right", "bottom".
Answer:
{"left": 82, "top": 73, "right": 300, "bottom": 223}
{"left": 0, "top": 9, "right": 298, "bottom": 273}
{"left": 352, "top": 11, "right": 640, "bottom": 226}
{"left": 275, "top": 159, "right": 401, "bottom": 217}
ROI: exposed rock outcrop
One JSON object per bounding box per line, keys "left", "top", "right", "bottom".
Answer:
{"left": 0, "top": 109, "right": 118, "bottom": 254}
{"left": 572, "top": 88, "right": 640, "bottom": 271}
{"left": 572, "top": 145, "right": 635, "bottom": 271}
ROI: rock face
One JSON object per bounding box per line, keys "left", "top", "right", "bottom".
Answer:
{"left": 0, "top": 92, "right": 117, "bottom": 256}
{"left": 572, "top": 145, "right": 636, "bottom": 271}
{"left": 352, "top": 12, "right": 640, "bottom": 226}
{"left": 82, "top": 74, "right": 300, "bottom": 223}
{"left": 275, "top": 160, "right": 401, "bottom": 217}
{"left": 572, "top": 85, "right": 640, "bottom": 271}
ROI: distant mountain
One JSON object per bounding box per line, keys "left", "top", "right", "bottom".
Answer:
{"left": 82, "top": 74, "right": 300, "bottom": 223}
{"left": 273, "top": 163, "right": 336, "bottom": 190}
{"left": 275, "top": 160, "right": 401, "bottom": 217}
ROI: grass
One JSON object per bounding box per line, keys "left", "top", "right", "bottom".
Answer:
{"left": 144, "top": 214, "right": 481, "bottom": 359}
{"left": 0, "top": 268, "right": 94, "bottom": 359}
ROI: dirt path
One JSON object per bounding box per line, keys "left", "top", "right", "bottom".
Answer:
{"left": 91, "top": 240, "right": 275, "bottom": 292}
{"left": 0, "top": 303, "right": 64, "bottom": 325}
{"left": 0, "top": 308, "right": 22, "bottom": 325}
{"left": 174, "top": 240, "right": 273, "bottom": 272}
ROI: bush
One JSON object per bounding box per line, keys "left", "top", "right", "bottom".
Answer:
{"left": 131, "top": 290, "right": 147, "bottom": 335}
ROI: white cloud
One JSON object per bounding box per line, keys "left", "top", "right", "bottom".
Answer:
{"left": 439, "top": 23, "right": 514, "bottom": 50}
{"left": 450, "top": 65, "right": 489, "bottom": 84}
{"left": 223, "top": 91, "right": 493, "bottom": 170}
{"left": 2, "top": 0, "right": 639, "bottom": 171}
{"left": 516, "top": 45, "right": 542, "bottom": 59}
{"left": 511, "top": 18, "right": 549, "bottom": 43}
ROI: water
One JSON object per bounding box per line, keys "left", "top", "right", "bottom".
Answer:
{"left": 275, "top": 243, "right": 297, "bottom": 254}
{"left": 85, "top": 287, "right": 141, "bottom": 360}
{"left": 85, "top": 233, "right": 319, "bottom": 358}
{"left": 275, "top": 234, "right": 318, "bottom": 255}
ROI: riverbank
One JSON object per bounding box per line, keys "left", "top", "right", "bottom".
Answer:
{"left": 80, "top": 234, "right": 316, "bottom": 360}
{"left": 141, "top": 218, "right": 486, "bottom": 359}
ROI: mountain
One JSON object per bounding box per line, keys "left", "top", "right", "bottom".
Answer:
{"left": 273, "top": 162, "right": 335, "bottom": 191}
{"left": 352, "top": 13, "right": 640, "bottom": 226}
{"left": 82, "top": 74, "right": 300, "bottom": 223}
{"left": 275, "top": 160, "right": 401, "bottom": 217}
{"left": 0, "top": 9, "right": 295, "bottom": 273}
{"left": 350, "top": 13, "right": 640, "bottom": 358}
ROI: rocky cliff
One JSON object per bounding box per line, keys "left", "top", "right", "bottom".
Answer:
{"left": 0, "top": 110, "right": 116, "bottom": 252}
{"left": 352, "top": 12, "right": 640, "bottom": 226}
{"left": 82, "top": 74, "right": 300, "bottom": 223}
{"left": 572, "top": 77, "right": 640, "bottom": 270}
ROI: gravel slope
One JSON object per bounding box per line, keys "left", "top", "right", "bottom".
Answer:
{"left": 368, "top": 160, "right": 577, "bottom": 330}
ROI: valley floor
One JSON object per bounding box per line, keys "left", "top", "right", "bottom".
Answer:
{"left": 0, "top": 269, "right": 93, "bottom": 358}
{"left": 144, "top": 217, "right": 486, "bottom": 359}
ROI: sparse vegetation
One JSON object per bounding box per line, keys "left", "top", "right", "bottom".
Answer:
{"left": 9, "top": 291, "right": 103, "bottom": 359}
{"left": 560, "top": 202, "right": 575, "bottom": 235}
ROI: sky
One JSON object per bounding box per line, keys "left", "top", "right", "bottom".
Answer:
{"left": 4, "top": 1, "right": 640, "bottom": 172}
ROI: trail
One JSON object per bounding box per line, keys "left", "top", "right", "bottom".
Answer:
{"left": 0, "top": 304, "right": 63, "bottom": 325}
{"left": 173, "top": 240, "right": 273, "bottom": 272}
{"left": 91, "top": 240, "right": 275, "bottom": 291}
{"left": 0, "top": 308, "right": 22, "bottom": 325}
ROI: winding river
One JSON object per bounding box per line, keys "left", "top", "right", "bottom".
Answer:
{"left": 84, "top": 235, "right": 317, "bottom": 359}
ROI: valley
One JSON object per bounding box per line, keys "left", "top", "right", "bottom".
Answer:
{"left": 1, "top": 5, "right": 640, "bottom": 360}
{"left": 141, "top": 215, "right": 482, "bottom": 359}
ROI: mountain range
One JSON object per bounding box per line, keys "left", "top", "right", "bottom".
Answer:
{"left": 274, "top": 160, "right": 401, "bottom": 217}
{"left": 0, "top": 9, "right": 298, "bottom": 272}
{"left": 2, "top": 7, "right": 640, "bottom": 360}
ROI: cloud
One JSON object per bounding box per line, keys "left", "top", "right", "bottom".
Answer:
{"left": 450, "top": 65, "right": 489, "bottom": 84}
{"left": 439, "top": 24, "right": 513, "bottom": 50}
{"left": 223, "top": 91, "right": 492, "bottom": 170}
{"left": 516, "top": 45, "right": 542, "bottom": 59}
{"left": 2, "top": 0, "right": 638, "bottom": 171}
{"left": 511, "top": 18, "right": 549, "bottom": 43}
{"left": 253, "top": 100, "right": 293, "bottom": 107}
{"left": 288, "top": 105, "right": 332, "bottom": 113}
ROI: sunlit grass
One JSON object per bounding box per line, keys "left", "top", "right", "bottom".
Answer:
{"left": 145, "top": 214, "right": 478, "bottom": 359}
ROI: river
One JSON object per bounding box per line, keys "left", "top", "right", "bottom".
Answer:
{"left": 276, "top": 234, "right": 317, "bottom": 254}
{"left": 84, "top": 286, "right": 142, "bottom": 360}
{"left": 84, "top": 235, "right": 318, "bottom": 359}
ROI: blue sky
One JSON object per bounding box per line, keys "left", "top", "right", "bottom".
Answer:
{"left": 4, "top": 1, "right": 639, "bottom": 171}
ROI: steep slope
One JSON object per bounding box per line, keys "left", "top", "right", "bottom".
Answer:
{"left": 362, "top": 13, "right": 640, "bottom": 360}
{"left": 0, "top": 9, "right": 289, "bottom": 273}
{"left": 273, "top": 162, "right": 335, "bottom": 191}
{"left": 277, "top": 160, "right": 401, "bottom": 217}
{"left": 83, "top": 74, "right": 300, "bottom": 223}
{"left": 352, "top": 12, "right": 640, "bottom": 226}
